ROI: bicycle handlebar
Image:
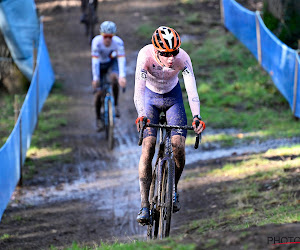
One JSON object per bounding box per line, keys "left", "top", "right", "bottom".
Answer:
{"left": 138, "top": 117, "right": 202, "bottom": 149}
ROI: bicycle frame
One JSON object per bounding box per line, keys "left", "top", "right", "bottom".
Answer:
{"left": 156, "top": 128, "right": 172, "bottom": 208}
{"left": 139, "top": 116, "right": 201, "bottom": 239}
{"left": 103, "top": 84, "right": 115, "bottom": 126}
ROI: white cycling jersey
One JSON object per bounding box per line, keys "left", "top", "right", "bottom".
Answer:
{"left": 134, "top": 44, "right": 200, "bottom": 117}
{"left": 91, "top": 35, "right": 126, "bottom": 81}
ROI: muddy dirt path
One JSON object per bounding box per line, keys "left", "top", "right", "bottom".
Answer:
{"left": 1, "top": 1, "right": 300, "bottom": 249}
{"left": 1, "top": 1, "right": 150, "bottom": 248}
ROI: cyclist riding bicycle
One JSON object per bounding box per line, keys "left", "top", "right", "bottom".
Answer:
{"left": 91, "top": 21, "right": 127, "bottom": 130}
{"left": 80, "top": 0, "right": 98, "bottom": 24}
{"left": 134, "top": 26, "right": 206, "bottom": 225}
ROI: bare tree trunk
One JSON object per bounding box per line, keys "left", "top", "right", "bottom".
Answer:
{"left": 264, "top": 0, "right": 284, "bottom": 20}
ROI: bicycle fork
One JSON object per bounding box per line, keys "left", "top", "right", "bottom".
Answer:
{"left": 104, "top": 93, "right": 115, "bottom": 126}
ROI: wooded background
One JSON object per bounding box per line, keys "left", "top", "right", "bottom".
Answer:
{"left": 264, "top": 0, "right": 300, "bottom": 49}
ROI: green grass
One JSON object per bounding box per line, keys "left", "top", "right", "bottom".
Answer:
{"left": 185, "top": 13, "right": 201, "bottom": 24}
{"left": 177, "top": 0, "right": 196, "bottom": 5}
{"left": 24, "top": 146, "right": 72, "bottom": 180}
{"left": 0, "top": 233, "right": 11, "bottom": 241}
{"left": 204, "top": 238, "right": 218, "bottom": 248}
{"left": 12, "top": 215, "right": 22, "bottom": 221}
{"left": 136, "top": 23, "right": 156, "bottom": 40}
{"left": 29, "top": 81, "right": 68, "bottom": 148}
{"left": 182, "top": 144, "right": 300, "bottom": 236}
{"left": 0, "top": 81, "right": 67, "bottom": 147}
{"left": 185, "top": 144, "right": 300, "bottom": 181}
{"left": 54, "top": 240, "right": 196, "bottom": 250}
{"left": 181, "top": 28, "right": 300, "bottom": 140}
{"left": 0, "top": 94, "right": 25, "bottom": 146}
{"left": 21, "top": 81, "right": 73, "bottom": 180}
{"left": 0, "top": 81, "right": 72, "bottom": 180}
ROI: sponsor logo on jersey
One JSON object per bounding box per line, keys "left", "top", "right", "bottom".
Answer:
{"left": 141, "top": 69, "right": 147, "bottom": 79}
{"left": 182, "top": 66, "right": 190, "bottom": 76}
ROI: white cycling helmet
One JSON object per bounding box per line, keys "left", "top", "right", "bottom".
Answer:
{"left": 100, "top": 21, "right": 117, "bottom": 34}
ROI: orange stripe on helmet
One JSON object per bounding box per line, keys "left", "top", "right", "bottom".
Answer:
{"left": 170, "top": 28, "right": 177, "bottom": 49}
{"left": 153, "top": 31, "right": 164, "bottom": 51}
{"left": 158, "top": 28, "right": 171, "bottom": 52}
{"left": 151, "top": 32, "right": 157, "bottom": 49}
{"left": 175, "top": 30, "right": 181, "bottom": 49}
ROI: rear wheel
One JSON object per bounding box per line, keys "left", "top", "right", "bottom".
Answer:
{"left": 106, "top": 99, "right": 114, "bottom": 150}
{"left": 158, "top": 159, "right": 173, "bottom": 238}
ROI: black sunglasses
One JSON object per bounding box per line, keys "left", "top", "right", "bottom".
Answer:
{"left": 158, "top": 49, "right": 179, "bottom": 57}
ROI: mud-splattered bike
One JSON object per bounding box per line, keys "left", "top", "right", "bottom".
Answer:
{"left": 102, "top": 81, "right": 115, "bottom": 150}
{"left": 138, "top": 114, "right": 201, "bottom": 239}
{"left": 94, "top": 77, "right": 115, "bottom": 150}
{"left": 85, "top": 0, "right": 97, "bottom": 44}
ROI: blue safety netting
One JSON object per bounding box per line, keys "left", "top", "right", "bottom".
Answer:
{"left": 37, "top": 31, "right": 55, "bottom": 112}
{"left": 223, "top": 0, "right": 257, "bottom": 59}
{"left": 0, "top": 21, "right": 54, "bottom": 222}
{"left": 0, "top": 0, "right": 39, "bottom": 80}
{"left": 0, "top": 121, "right": 21, "bottom": 220}
{"left": 257, "top": 14, "right": 296, "bottom": 111}
{"left": 222, "top": 0, "right": 300, "bottom": 118}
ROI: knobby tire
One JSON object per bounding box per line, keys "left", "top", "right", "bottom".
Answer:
{"left": 107, "top": 99, "right": 114, "bottom": 150}
{"left": 158, "top": 159, "right": 173, "bottom": 238}
{"left": 147, "top": 163, "right": 159, "bottom": 240}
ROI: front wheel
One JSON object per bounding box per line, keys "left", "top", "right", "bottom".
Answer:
{"left": 158, "top": 159, "right": 173, "bottom": 238}
{"left": 106, "top": 99, "right": 114, "bottom": 150}
{"left": 147, "top": 164, "right": 159, "bottom": 240}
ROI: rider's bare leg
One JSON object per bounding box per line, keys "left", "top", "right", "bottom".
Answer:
{"left": 81, "top": 0, "right": 97, "bottom": 12}
{"left": 139, "top": 136, "right": 156, "bottom": 208}
{"left": 94, "top": 90, "right": 102, "bottom": 120}
{"left": 110, "top": 73, "right": 119, "bottom": 106}
{"left": 171, "top": 135, "right": 186, "bottom": 192}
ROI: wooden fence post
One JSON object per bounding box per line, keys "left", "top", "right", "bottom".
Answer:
{"left": 293, "top": 55, "right": 299, "bottom": 116}
{"left": 14, "top": 95, "right": 19, "bottom": 124}
{"left": 220, "top": 0, "right": 225, "bottom": 25}
{"left": 255, "top": 11, "right": 262, "bottom": 65}
{"left": 14, "top": 95, "right": 23, "bottom": 186}
{"left": 18, "top": 112, "right": 23, "bottom": 187}
{"left": 33, "top": 40, "right": 39, "bottom": 129}
{"left": 36, "top": 57, "right": 39, "bottom": 129}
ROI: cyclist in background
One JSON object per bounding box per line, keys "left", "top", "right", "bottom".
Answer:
{"left": 91, "top": 21, "right": 127, "bottom": 130}
{"left": 134, "top": 26, "right": 205, "bottom": 225}
{"left": 80, "top": 0, "right": 98, "bottom": 24}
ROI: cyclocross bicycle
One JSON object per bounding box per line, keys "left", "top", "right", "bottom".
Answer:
{"left": 138, "top": 114, "right": 201, "bottom": 239}
{"left": 103, "top": 82, "right": 115, "bottom": 150}
{"left": 85, "top": 0, "right": 97, "bottom": 44}
{"left": 96, "top": 78, "right": 115, "bottom": 150}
